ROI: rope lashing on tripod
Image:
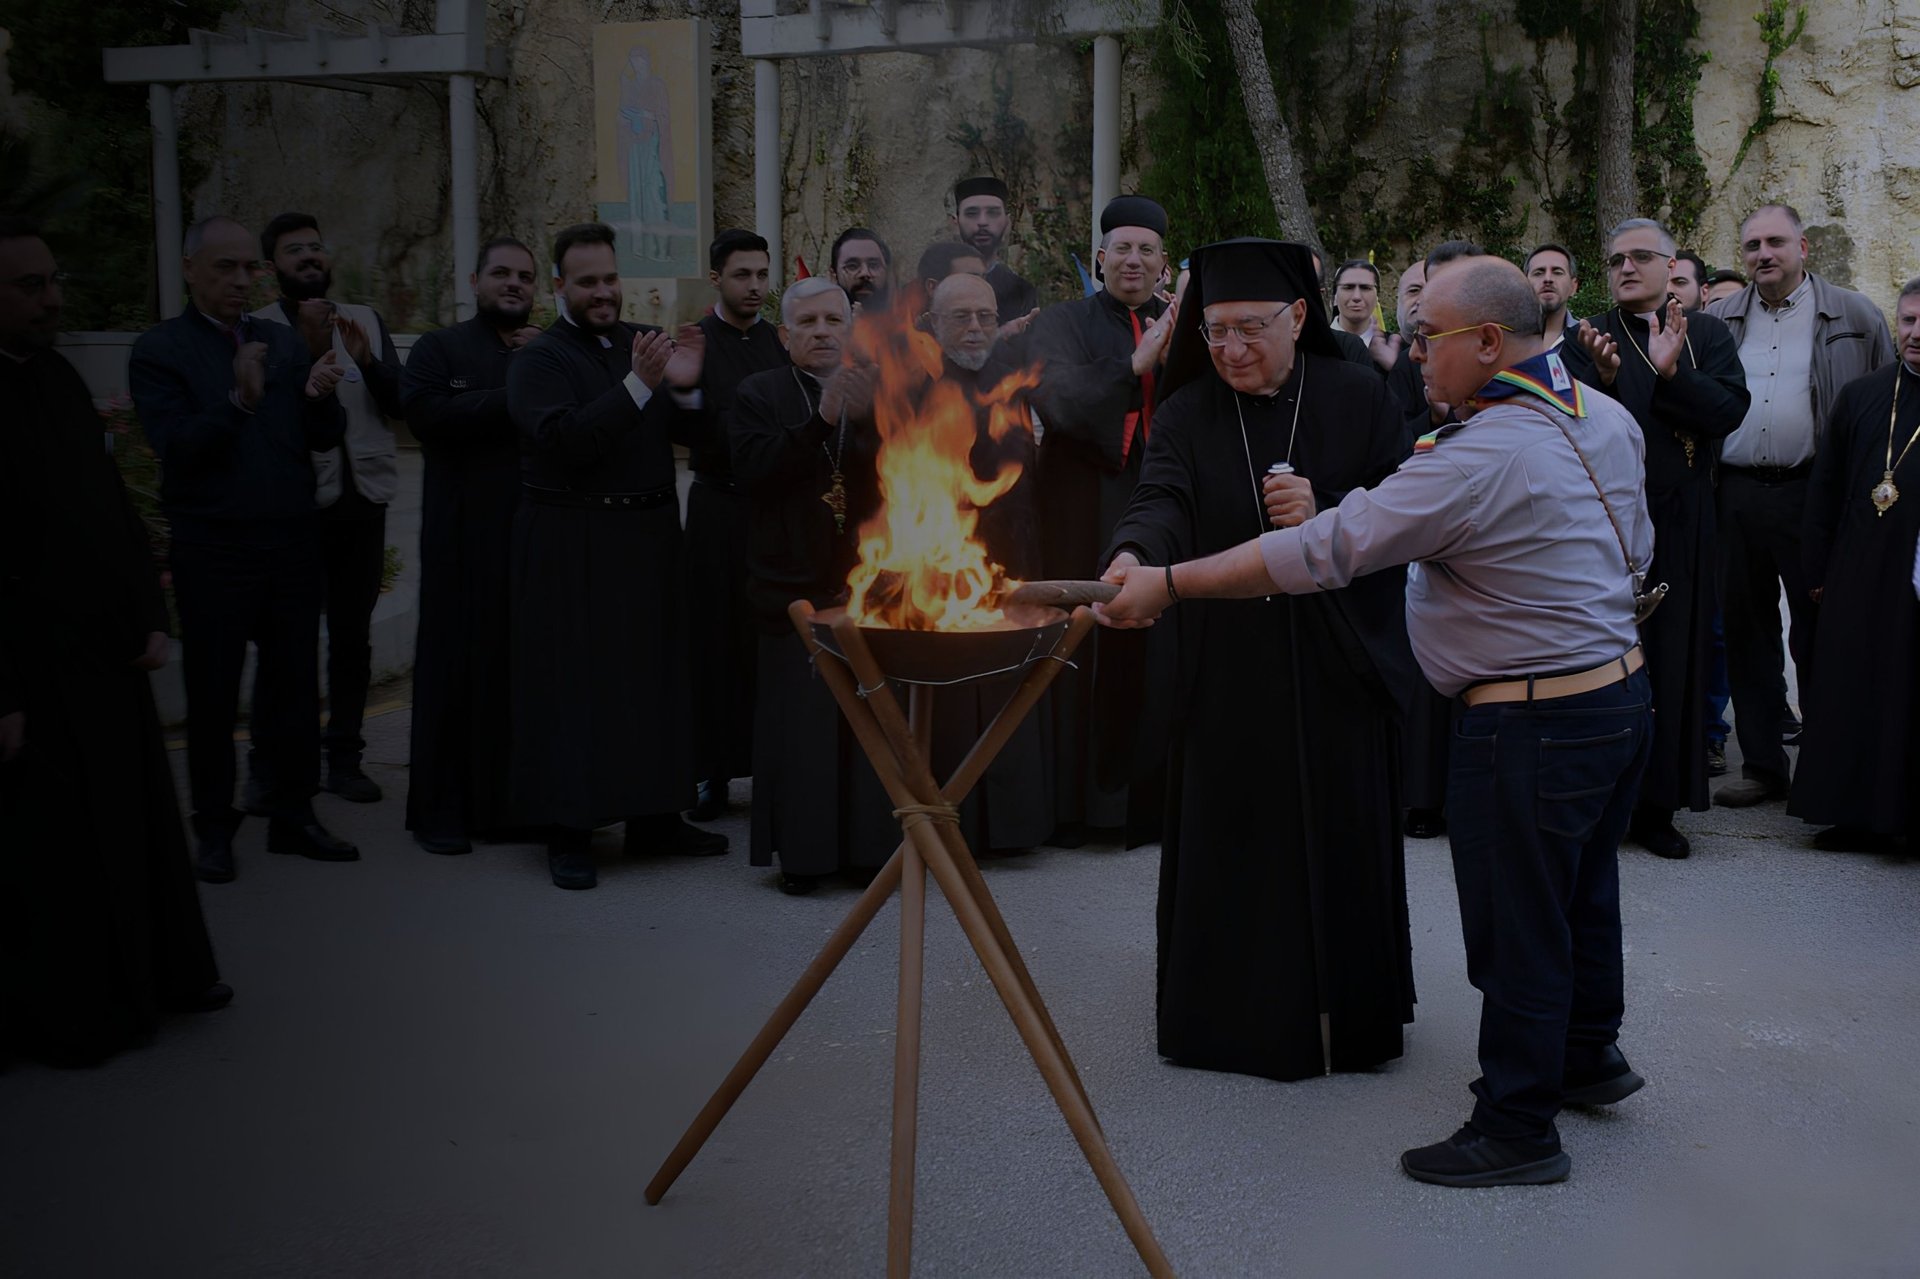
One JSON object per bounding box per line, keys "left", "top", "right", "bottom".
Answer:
{"left": 893, "top": 802, "right": 961, "bottom": 830}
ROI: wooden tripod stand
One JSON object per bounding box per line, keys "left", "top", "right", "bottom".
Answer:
{"left": 645, "top": 601, "right": 1173, "bottom": 1277}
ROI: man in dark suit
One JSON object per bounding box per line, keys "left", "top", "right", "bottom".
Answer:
{"left": 129, "top": 216, "right": 357, "bottom": 882}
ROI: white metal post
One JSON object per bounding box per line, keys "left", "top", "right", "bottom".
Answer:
{"left": 449, "top": 72, "right": 478, "bottom": 320}
{"left": 149, "top": 83, "right": 184, "bottom": 320}
{"left": 754, "top": 58, "right": 784, "bottom": 291}
{"left": 1091, "top": 36, "right": 1120, "bottom": 273}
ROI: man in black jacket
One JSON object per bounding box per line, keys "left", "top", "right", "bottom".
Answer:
{"left": 129, "top": 215, "right": 355, "bottom": 882}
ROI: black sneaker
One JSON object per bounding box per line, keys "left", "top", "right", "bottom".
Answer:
{"left": 323, "top": 765, "right": 383, "bottom": 803}
{"left": 1401, "top": 1125, "right": 1571, "bottom": 1187}
{"left": 624, "top": 814, "right": 729, "bottom": 858}
{"left": 1563, "top": 1045, "right": 1645, "bottom": 1107}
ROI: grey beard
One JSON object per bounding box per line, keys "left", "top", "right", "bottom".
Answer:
{"left": 946, "top": 346, "right": 991, "bottom": 372}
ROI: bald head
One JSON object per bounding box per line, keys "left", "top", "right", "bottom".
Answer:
{"left": 1415, "top": 256, "right": 1547, "bottom": 410}
{"left": 930, "top": 273, "right": 1000, "bottom": 371}
{"left": 183, "top": 216, "right": 260, "bottom": 323}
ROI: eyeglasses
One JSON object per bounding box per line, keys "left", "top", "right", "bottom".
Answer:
{"left": 1200, "top": 305, "right": 1292, "bottom": 347}
{"left": 935, "top": 308, "right": 999, "bottom": 330}
{"left": 1605, "top": 248, "right": 1667, "bottom": 272}
{"left": 1410, "top": 322, "right": 1514, "bottom": 354}
{"left": 4, "top": 271, "right": 70, "bottom": 295}
{"left": 278, "top": 241, "right": 330, "bottom": 257}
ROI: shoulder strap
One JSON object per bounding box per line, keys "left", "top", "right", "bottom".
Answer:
{"left": 1504, "top": 400, "right": 1640, "bottom": 578}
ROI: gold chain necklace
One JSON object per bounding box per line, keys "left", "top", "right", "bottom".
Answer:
{"left": 1871, "top": 363, "right": 1920, "bottom": 516}
{"left": 1614, "top": 307, "right": 1701, "bottom": 468}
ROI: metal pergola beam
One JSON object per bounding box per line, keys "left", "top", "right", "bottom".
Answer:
{"left": 741, "top": 0, "right": 1158, "bottom": 58}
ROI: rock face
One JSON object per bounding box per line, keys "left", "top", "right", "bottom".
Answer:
{"left": 4, "top": 1, "right": 1914, "bottom": 324}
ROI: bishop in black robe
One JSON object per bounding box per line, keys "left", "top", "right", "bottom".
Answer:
{"left": 1561, "top": 299, "right": 1749, "bottom": 852}
{"left": 400, "top": 311, "right": 529, "bottom": 849}
{"left": 1103, "top": 239, "right": 1417, "bottom": 1083}
{"left": 684, "top": 305, "right": 788, "bottom": 812}
{"left": 0, "top": 340, "right": 221, "bottom": 1065}
{"left": 1789, "top": 357, "right": 1920, "bottom": 843}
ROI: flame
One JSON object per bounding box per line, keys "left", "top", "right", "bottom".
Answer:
{"left": 844, "top": 314, "right": 1040, "bottom": 631}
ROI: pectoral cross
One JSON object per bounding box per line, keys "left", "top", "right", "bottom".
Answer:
{"left": 1677, "top": 430, "right": 1697, "bottom": 468}
{"left": 822, "top": 471, "right": 848, "bottom": 533}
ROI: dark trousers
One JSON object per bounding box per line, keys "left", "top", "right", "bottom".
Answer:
{"left": 170, "top": 526, "right": 323, "bottom": 827}
{"left": 1446, "top": 669, "right": 1652, "bottom": 1141}
{"left": 318, "top": 499, "right": 387, "bottom": 765}
{"left": 1717, "top": 470, "right": 1816, "bottom": 787}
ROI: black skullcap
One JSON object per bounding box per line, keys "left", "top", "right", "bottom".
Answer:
{"left": 953, "top": 176, "right": 1009, "bottom": 205}
{"left": 1157, "top": 238, "right": 1341, "bottom": 404}
{"left": 1099, "top": 195, "right": 1168, "bottom": 239}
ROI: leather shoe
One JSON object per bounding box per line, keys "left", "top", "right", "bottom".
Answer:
{"left": 194, "top": 827, "right": 236, "bottom": 884}
{"left": 165, "top": 982, "right": 234, "bottom": 1014}
{"left": 548, "top": 838, "right": 598, "bottom": 890}
{"left": 323, "top": 765, "right": 383, "bottom": 803}
{"left": 1714, "top": 776, "right": 1785, "bottom": 808}
{"left": 1404, "top": 807, "right": 1447, "bottom": 839}
{"left": 1048, "top": 822, "right": 1089, "bottom": 849}
{"left": 689, "top": 779, "right": 728, "bottom": 823}
{"left": 625, "top": 814, "right": 729, "bottom": 858}
{"left": 1706, "top": 741, "right": 1728, "bottom": 777}
{"left": 780, "top": 872, "right": 825, "bottom": 896}
{"left": 1401, "top": 1125, "right": 1570, "bottom": 1187}
{"left": 267, "top": 815, "right": 361, "bottom": 861}
{"left": 1812, "top": 825, "right": 1901, "bottom": 854}
{"left": 1563, "top": 1045, "right": 1645, "bottom": 1106}
{"left": 1630, "top": 813, "right": 1690, "bottom": 859}
{"left": 414, "top": 831, "right": 474, "bottom": 855}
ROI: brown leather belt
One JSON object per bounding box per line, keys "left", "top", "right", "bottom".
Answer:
{"left": 1463, "top": 646, "right": 1645, "bottom": 707}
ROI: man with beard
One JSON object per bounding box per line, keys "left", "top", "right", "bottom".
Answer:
{"left": 507, "top": 222, "right": 726, "bottom": 889}
{"left": 1562, "top": 218, "right": 1750, "bottom": 859}
{"left": 1670, "top": 250, "right": 1708, "bottom": 312}
{"left": 1094, "top": 238, "right": 1417, "bottom": 1084}
{"left": 250, "top": 213, "right": 403, "bottom": 805}
{"left": 952, "top": 176, "right": 1038, "bottom": 326}
{"left": 732, "top": 279, "right": 889, "bottom": 893}
{"left": 1029, "top": 194, "right": 1177, "bottom": 847}
{"left": 1099, "top": 255, "right": 1656, "bottom": 1189}
{"left": 399, "top": 235, "right": 543, "bottom": 855}
{"left": 129, "top": 216, "right": 354, "bottom": 881}
{"left": 1525, "top": 243, "right": 1581, "bottom": 350}
{"left": 684, "top": 229, "right": 789, "bottom": 821}
{"left": 1790, "top": 278, "right": 1920, "bottom": 850}
{"left": 0, "top": 219, "right": 229, "bottom": 1066}
{"left": 829, "top": 228, "right": 892, "bottom": 312}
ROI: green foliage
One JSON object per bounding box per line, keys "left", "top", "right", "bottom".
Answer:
{"left": 947, "top": 65, "right": 1089, "bottom": 303}
{"left": 381, "top": 545, "right": 404, "bottom": 594}
{"left": 1726, "top": 0, "right": 1808, "bottom": 180}
{"left": 0, "top": 0, "right": 235, "bottom": 329}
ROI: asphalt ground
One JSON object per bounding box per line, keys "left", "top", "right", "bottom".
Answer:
{"left": 4, "top": 704, "right": 1917, "bottom": 1279}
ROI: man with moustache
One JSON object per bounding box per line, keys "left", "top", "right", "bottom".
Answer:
{"left": 684, "top": 229, "right": 788, "bottom": 821}
{"left": 1563, "top": 218, "right": 1750, "bottom": 859}
{"left": 507, "top": 222, "right": 725, "bottom": 890}
{"left": 829, "top": 227, "right": 892, "bottom": 312}
{"left": 1670, "top": 251, "right": 1709, "bottom": 312}
{"left": 1706, "top": 203, "right": 1892, "bottom": 810}
{"left": 250, "top": 213, "right": 404, "bottom": 805}
{"left": 1524, "top": 244, "right": 1581, "bottom": 350}
{"left": 1029, "top": 194, "right": 1177, "bottom": 847}
{"left": 129, "top": 216, "right": 354, "bottom": 881}
{"left": 399, "top": 235, "right": 544, "bottom": 854}
{"left": 0, "top": 219, "right": 229, "bottom": 1065}
{"left": 731, "top": 279, "right": 889, "bottom": 893}
{"left": 953, "top": 176, "right": 1038, "bottom": 326}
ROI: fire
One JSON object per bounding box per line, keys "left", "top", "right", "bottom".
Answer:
{"left": 844, "top": 317, "right": 1040, "bottom": 631}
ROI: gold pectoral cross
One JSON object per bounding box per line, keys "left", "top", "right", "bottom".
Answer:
{"left": 1677, "top": 431, "right": 1697, "bottom": 468}
{"left": 822, "top": 471, "right": 848, "bottom": 533}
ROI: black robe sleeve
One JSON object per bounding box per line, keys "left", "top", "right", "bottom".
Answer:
{"left": 1102, "top": 382, "right": 1203, "bottom": 570}
{"left": 730, "top": 373, "right": 834, "bottom": 496}
{"left": 1802, "top": 376, "right": 1861, "bottom": 593}
{"left": 1029, "top": 301, "right": 1143, "bottom": 473}
{"left": 401, "top": 327, "right": 513, "bottom": 447}
{"left": 508, "top": 335, "right": 672, "bottom": 470}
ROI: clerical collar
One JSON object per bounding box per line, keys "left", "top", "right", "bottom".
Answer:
{"left": 1469, "top": 349, "right": 1587, "bottom": 418}
{"left": 560, "top": 312, "right": 616, "bottom": 349}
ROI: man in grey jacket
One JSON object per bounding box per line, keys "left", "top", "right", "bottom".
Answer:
{"left": 1706, "top": 203, "right": 1892, "bottom": 807}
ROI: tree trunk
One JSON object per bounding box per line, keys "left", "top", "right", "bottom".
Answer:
{"left": 1219, "top": 0, "right": 1320, "bottom": 252}
{"left": 1594, "top": 0, "right": 1639, "bottom": 235}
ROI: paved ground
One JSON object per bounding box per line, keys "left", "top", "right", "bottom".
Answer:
{"left": 5, "top": 704, "right": 1918, "bottom": 1279}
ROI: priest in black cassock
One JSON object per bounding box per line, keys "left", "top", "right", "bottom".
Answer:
{"left": 400, "top": 235, "right": 543, "bottom": 855}
{"left": 733, "top": 279, "right": 892, "bottom": 894}
{"left": 1561, "top": 218, "right": 1750, "bottom": 859}
{"left": 1029, "top": 194, "right": 1177, "bottom": 847}
{"left": 685, "top": 230, "right": 788, "bottom": 821}
{"left": 1100, "top": 238, "right": 1417, "bottom": 1083}
{"left": 506, "top": 222, "right": 727, "bottom": 890}
{"left": 1789, "top": 280, "right": 1920, "bottom": 850}
{"left": 0, "top": 222, "right": 227, "bottom": 1066}
{"left": 952, "top": 176, "right": 1038, "bottom": 327}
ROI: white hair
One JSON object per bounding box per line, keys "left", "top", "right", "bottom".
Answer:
{"left": 781, "top": 277, "right": 851, "bottom": 326}
{"left": 1606, "top": 217, "right": 1675, "bottom": 256}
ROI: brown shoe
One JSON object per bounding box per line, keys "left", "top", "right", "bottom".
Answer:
{"left": 1714, "top": 776, "right": 1785, "bottom": 808}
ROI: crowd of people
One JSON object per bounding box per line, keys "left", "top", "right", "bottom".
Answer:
{"left": 3, "top": 181, "right": 1916, "bottom": 1185}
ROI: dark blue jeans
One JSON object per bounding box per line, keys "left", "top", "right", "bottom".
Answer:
{"left": 1446, "top": 669, "right": 1652, "bottom": 1142}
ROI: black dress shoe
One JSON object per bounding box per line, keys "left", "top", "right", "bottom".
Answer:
{"left": 1563, "top": 1045, "right": 1645, "bottom": 1106}
{"left": 194, "top": 827, "right": 237, "bottom": 884}
{"left": 779, "top": 872, "right": 825, "bottom": 896}
{"left": 1630, "top": 812, "right": 1691, "bottom": 859}
{"left": 548, "top": 837, "right": 598, "bottom": 890}
{"left": 1812, "top": 825, "right": 1901, "bottom": 853}
{"left": 688, "top": 779, "right": 728, "bottom": 823}
{"left": 165, "top": 982, "right": 234, "bottom": 1015}
{"left": 1048, "top": 822, "right": 1089, "bottom": 849}
{"left": 414, "top": 831, "right": 474, "bottom": 855}
{"left": 1401, "top": 1125, "right": 1571, "bottom": 1187}
{"left": 1404, "top": 807, "right": 1447, "bottom": 839}
{"left": 267, "top": 816, "right": 361, "bottom": 861}
{"left": 323, "top": 765, "right": 383, "bottom": 803}
{"left": 625, "top": 814, "right": 729, "bottom": 858}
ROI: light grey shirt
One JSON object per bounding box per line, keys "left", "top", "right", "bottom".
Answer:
{"left": 1258, "top": 391, "right": 1652, "bottom": 696}
{"left": 1721, "top": 275, "right": 1817, "bottom": 468}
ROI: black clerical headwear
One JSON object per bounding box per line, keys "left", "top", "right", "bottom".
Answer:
{"left": 1099, "top": 195, "right": 1168, "bottom": 239}
{"left": 1157, "top": 238, "right": 1341, "bottom": 404}
{"left": 954, "top": 176, "right": 1010, "bottom": 205}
